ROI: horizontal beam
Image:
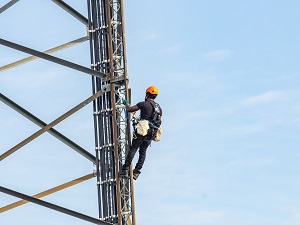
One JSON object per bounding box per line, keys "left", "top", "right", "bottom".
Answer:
{"left": 0, "top": 38, "right": 105, "bottom": 78}
{"left": 0, "top": 186, "right": 112, "bottom": 225}
{"left": 0, "top": 89, "right": 104, "bottom": 161}
{"left": 0, "top": 0, "right": 19, "bottom": 14}
{"left": 0, "top": 93, "right": 96, "bottom": 163}
{"left": 0, "top": 36, "right": 89, "bottom": 72}
{"left": 0, "top": 173, "right": 94, "bottom": 213}
{"left": 51, "top": 0, "right": 88, "bottom": 25}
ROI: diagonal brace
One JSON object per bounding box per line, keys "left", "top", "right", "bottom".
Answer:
{"left": 0, "top": 0, "right": 19, "bottom": 14}
{"left": 0, "top": 36, "right": 89, "bottom": 72}
{"left": 0, "top": 186, "right": 112, "bottom": 225}
{"left": 0, "top": 89, "right": 103, "bottom": 161}
{"left": 0, "top": 93, "right": 96, "bottom": 163}
{"left": 0, "top": 173, "right": 94, "bottom": 213}
{"left": 0, "top": 38, "right": 105, "bottom": 78}
{"left": 51, "top": 0, "right": 88, "bottom": 26}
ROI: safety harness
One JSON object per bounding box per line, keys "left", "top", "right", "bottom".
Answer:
{"left": 147, "top": 100, "right": 162, "bottom": 140}
{"left": 131, "top": 100, "right": 162, "bottom": 140}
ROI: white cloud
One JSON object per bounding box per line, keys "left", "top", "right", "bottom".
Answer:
{"left": 241, "top": 91, "right": 287, "bottom": 106}
{"left": 176, "top": 88, "right": 300, "bottom": 137}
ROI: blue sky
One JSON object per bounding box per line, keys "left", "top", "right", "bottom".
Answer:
{"left": 1, "top": 0, "right": 300, "bottom": 225}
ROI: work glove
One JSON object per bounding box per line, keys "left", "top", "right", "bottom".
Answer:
{"left": 123, "top": 99, "right": 130, "bottom": 105}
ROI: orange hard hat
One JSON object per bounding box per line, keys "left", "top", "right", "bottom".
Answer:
{"left": 146, "top": 86, "right": 158, "bottom": 95}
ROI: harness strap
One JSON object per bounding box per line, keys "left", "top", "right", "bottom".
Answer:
{"left": 149, "top": 121, "right": 159, "bottom": 129}
{"left": 147, "top": 100, "right": 161, "bottom": 122}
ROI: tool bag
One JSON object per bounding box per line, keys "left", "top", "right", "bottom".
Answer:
{"left": 136, "top": 120, "right": 149, "bottom": 136}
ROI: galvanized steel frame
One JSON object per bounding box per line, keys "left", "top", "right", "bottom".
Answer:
{"left": 0, "top": 93, "right": 96, "bottom": 163}
{"left": 0, "top": 0, "right": 135, "bottom": 224}
{"left": 87, "top": 0, "right": 135, "bottom": 225}
{"left": 0, "top": 0, "right": 19, "bottom": 14}
{"left": 0, "top": 173, "right": 95, "bottom": 213}
{"left": 0, "top": 186, "right": 111, "bottom": 225}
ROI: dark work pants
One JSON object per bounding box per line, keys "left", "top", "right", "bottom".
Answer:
{"left": 123, "top": 133, "right": 152, "bottom": 172}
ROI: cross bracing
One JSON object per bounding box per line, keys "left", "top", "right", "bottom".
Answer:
{"left": 0, "top": 1, "right": 135, "bottom": 225}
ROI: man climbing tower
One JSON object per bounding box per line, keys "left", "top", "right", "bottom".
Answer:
{"left": 119, "top": 86, "right": 163, "bottom": 180}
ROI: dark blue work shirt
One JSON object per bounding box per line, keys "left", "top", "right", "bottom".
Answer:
{"left": 137, "top": 99, "right": 162, "bottom": 120}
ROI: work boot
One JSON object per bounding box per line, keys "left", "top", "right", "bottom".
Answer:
{"left": 119, "top": 167, "right": 129, "bottom": 178}
{"left": 133, "top": 169, "right": 141, "bottom": 180}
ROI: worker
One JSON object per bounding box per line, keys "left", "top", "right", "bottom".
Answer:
{"left": 119, "top": 86, "right": 162, "bottom": 180}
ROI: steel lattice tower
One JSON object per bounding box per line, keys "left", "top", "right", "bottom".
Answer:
{"left": 0, "top": 1, "right": 135, "bottom": 225}
{"left": 87, "top": 0, "right": 135, "bottom": 224}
